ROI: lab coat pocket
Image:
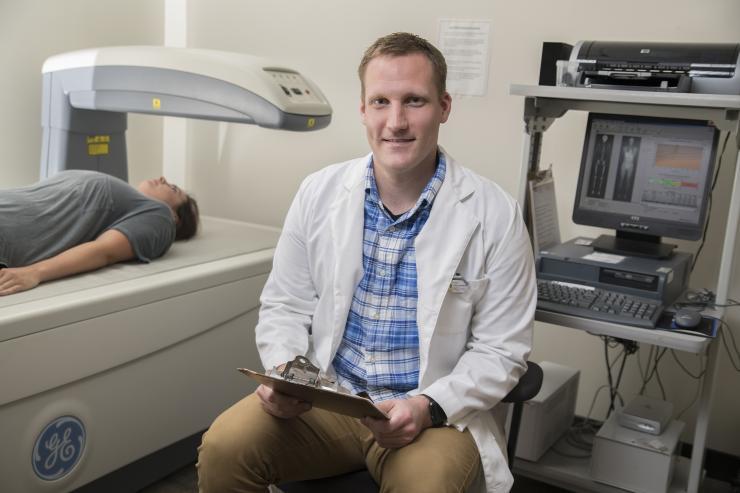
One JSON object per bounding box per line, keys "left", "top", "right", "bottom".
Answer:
{"left": 435, "top": 277, "right": 488, "bottom": 333}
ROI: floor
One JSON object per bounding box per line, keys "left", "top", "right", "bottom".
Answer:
{"left": 138, "top": 463, "right": 569, "bottom": 492}
{"left": 138, "top": 463, "right": 198, "bottom": 493}
{"left": 136, "top": 462, "right": 735, "bottom": 493}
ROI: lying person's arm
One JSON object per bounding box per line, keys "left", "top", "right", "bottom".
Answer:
{"left": 0, "top": 229, "right": 134, "bottom": 296}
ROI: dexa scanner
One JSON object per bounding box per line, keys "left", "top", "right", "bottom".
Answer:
{"left": 40, "top": 46, "right": 333, "bottom": 181}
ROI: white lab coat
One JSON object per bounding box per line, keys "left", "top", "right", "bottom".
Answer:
{"left": 256, "top": 148, "right": 536, "bottom": 492}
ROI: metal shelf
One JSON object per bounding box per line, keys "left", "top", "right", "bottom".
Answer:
{"left": 510, "top": 85, "right": 740, "bottom": 131}
{"left": 510, "top": 84, "right": 740, "bottom": 109}
{"left": 535, "top": 310, "right": 712, "bottom": 354}
{"left": 511, "top": 83, "right": 740, "bottom": 493}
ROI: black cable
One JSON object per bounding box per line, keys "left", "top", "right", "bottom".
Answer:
{"left": 692, "top": 195, "right": 712, "bottom": 273}
{"left": 565, "top": 434, "right": 592, "bottom": 451}
{"left": 691, "top": 131, "right": 731, "bottom": 273}
{"left": 720, "top": 322, "right": 740, "bottom": 372}
{"left": 677, "top": 379, "right": 702, "bottom": 421}
{"left": 603, "top": 338, "right": 616, "bottom": 416}
{"left": 569, "top": 428, "right": 595, "bottom": 447}
{"left": 676, "top": 287, "right": 740, "bottom": 311}
{"left": 638, "top": 346, "right": 647, "bottom": 387}
{"left": 671, "top": 351, "right": 706, "bottom": 420}
{"left": 676, "top": 295, "right": 740, "bottom": 311}
{"left": 552, "top": 423, "right": 597, "bottom": 458}
{"left": 581, "top": 384, "right": 610, "bottom": 429}
{"left": 641, "top": 346, "right": 656, "bottom": 390}
{"left": 608, "top": 343, "right": 626, "bottom": 369}
{"left": 722, "top": 320, "right": 740, "bottom": 357}
{"left": 638, "top": 345, "right": 655, "bottom": 387}
{"left": 602, "top": 337, "right": 637, "bottom": 418}
{"left": 670, "top": 349, "right": 705, "bottom": 379}
{"left": 609, "top": 349, "right": 629, "bottom": 410}
{"left": 654, "top": 353, "right": 667, "bottom": 400}
{"left": 711, "top": 132, "right": 730, "bottom": 191}
{"left": 639, "top": 347, "right": 668, "bottom": 395}
{"left": 604, "top": 337, "right": 627, "bottom": 416}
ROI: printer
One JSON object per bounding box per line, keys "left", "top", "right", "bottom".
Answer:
{"left": 553, "top": 41, "right": 740, "bottom": 94}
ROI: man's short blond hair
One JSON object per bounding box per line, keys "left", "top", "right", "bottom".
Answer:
{"left": 358, "top": 32, "right": 447, "bottom": 98}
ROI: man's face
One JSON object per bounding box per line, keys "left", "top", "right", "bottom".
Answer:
{"left": 360, "top": 53, "right": 451, "bottom": 178}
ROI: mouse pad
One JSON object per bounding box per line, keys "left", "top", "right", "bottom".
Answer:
{"left": 655, "top": 312, "right": 718, "bottom": 338}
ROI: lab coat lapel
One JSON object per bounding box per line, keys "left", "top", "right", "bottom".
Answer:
{"left": 415, "top": 157, "right": 479, "bottom": 364}
{"left": 328, "top": 158, "right": 367, "bottom": 357}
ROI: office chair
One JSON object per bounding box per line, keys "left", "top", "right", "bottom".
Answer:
{"left": 278, "top": 361, "right": 544, "bottom": 493}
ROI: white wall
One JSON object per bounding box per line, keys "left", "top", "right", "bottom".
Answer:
{"left": 0, "top": 0, "right": 164, "bottom": 188}
{"left": 183, "top": 0, "right": 740, "bottom": 456}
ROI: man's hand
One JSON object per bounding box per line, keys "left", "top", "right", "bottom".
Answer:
{"left": 255, "top": 384, "right": 312, "bottom": 419}
{"left": 361, "top": 395, "right": 432, "bottom": 449}
{"left": 0, "top": 267, "right": 41, "bottom": 296}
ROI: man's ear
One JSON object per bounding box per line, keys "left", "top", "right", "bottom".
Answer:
{"left": 360, "top": 99, "right": 367, "bottom": 125}
{"left": 440, "top": 91, "right": 452, "bottom": 124}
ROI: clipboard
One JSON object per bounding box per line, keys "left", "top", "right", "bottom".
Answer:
{"left": 238, "top": 368, "right": 389, "bottom": 420}
{"left": 527, "top": 166, "right": 561, "bottom": 255}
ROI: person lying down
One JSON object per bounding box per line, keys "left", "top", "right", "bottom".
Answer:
{"left": 0, "top": 169, "right": 199, "bottom": 296}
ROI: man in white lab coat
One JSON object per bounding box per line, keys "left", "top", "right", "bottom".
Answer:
{"left": 197, "top": 32, "right": 536, "bottom": 493}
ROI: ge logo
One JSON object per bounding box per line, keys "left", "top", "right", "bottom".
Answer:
{"left": 32, "top": 416, "right": 86, "bottom": 481}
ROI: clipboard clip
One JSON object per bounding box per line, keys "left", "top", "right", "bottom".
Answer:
{"left": 281, "top": 356, "right": 321, "bottom": 387}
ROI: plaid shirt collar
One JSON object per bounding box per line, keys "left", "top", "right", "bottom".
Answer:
{"left": 364, "top": 151, "right": 446, "bottom": 221}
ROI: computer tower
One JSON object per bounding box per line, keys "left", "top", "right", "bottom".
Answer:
{"left": 514, "top": 361, "right": 580, "bottom": 462}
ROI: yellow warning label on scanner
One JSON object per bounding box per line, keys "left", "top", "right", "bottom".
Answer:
{"left": 87, "top": 135, "right": 110, "bottom": 156}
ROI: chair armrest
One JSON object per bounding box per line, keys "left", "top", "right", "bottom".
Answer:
{"left": 502, "top": 362, "right": 543, "bottom": 403}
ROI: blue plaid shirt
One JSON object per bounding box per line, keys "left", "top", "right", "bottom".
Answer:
{"left": 332, "top": 153, "right": 446, "bottom": 402}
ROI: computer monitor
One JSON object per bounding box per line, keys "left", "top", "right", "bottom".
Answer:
{"left": 573, "top": 113, "right": 719, "bottom": 258}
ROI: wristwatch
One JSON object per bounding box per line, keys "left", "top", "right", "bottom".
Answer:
{"left": 422, "top": 394, "right": 447, "bottom": 427}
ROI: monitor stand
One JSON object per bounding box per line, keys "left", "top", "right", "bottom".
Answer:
{"left": 592, "top": 232, "right": 676, "bottom": 259}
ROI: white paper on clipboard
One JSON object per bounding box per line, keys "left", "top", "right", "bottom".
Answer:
{"left": 528, "top": 167, "right": 561, "bottom": 254}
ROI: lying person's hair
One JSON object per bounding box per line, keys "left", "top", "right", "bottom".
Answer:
{"left": 175, "top": 195, "right": 200, "bottom": 240}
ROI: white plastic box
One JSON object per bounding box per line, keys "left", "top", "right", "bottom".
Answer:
{"left": 591, "top": 412, "right": 685, "bottom": 493}
{"left": 514, "top": 361, "right": 580, "bottom": 462}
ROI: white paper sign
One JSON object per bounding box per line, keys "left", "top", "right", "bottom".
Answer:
{"left": 528, "top": 171, "right": 561, "bottom": 252}
{"left": 438, "top": 19, "right": 491, "bottom": 96}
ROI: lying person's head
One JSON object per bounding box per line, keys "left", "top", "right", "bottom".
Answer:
{"left": 138, "top": 177, "right": 200, "bottom": 240}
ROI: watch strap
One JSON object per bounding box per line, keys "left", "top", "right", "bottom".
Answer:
{"left": 422, "top": 394, "right": 447, "bottom": 427}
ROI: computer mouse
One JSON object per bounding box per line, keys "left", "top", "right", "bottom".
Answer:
{"left": 673, "top": 309, "right": 702, "bottom": 329}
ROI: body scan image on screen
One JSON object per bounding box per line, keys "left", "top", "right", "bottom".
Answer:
{"left": 573, "top": 114, "right": 719, "bottom": 258}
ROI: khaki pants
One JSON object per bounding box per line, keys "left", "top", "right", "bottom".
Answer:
{"left": 197, "top": 393, "right": 481, "bottom": 493}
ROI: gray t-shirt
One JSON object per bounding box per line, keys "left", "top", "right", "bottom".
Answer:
{"left": 0, "top": 170, "right": 176, "bottom": 268}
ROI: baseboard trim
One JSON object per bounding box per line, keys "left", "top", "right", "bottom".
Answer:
{"left": 680, "top": 443, "right": 740, "bottom": 486}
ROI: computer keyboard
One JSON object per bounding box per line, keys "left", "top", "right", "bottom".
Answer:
{"left": 536, "top": 279, "right": 663, "bottom": 329}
